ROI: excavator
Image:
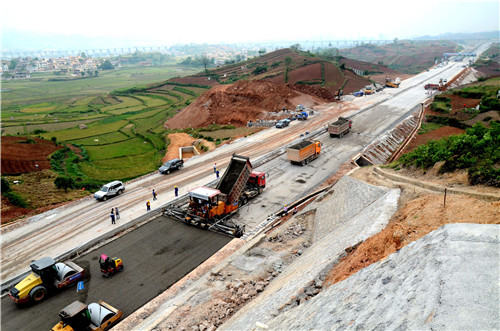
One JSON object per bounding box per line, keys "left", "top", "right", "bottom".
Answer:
{"left": 163, "top": 154, "right": 266, "bottom": 237}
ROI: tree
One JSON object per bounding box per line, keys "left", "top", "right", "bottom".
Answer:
{"left": 51, "top": 136, "right": 57, "bottom": 145}
{"left": 290, "top": 44, "right": 302, "bottom": 51}
{"left": 81, "top": 52, "right": 87, "bottom": 58}
{"left": 54, "top": 176, "right": 75, "bottom": 192}
{"left": 99, "top": 59, "right": 114, "bottom": 70}
{"left": 94, "top": 70, "right": 99, "bottom": 77}
{"left": 200, "top": 54, "right": 210, "bottom": 72}
{"left": 9, "top": 59, "right": 18, "bottom": 70}
{"left": 258, "top": 48, "right": 266, "bottom": 56}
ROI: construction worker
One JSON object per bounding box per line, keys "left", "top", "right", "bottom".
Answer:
{"left": 214, "top": 163, "right": 217, "bottom": 173}
{"left": 146, "top": 200, "right": 151, "bottom": 212}
{"left": 216, "top": 169, "right": 220, "bottom": 179}
{"left": 283, "top": 204, "right": 288, "bottom": 215}
{"left": 174, "top": 186, "right": 179, "bottom": 197}
{"left": 152, "top": 189, "right": 157, "bottom": 201}
{"left": 293, "top": 206, "right": 298, "bottom": 215}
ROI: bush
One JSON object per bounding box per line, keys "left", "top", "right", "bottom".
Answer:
{"left": 54, "top": 176, "right": 75, "bottom": 191}
{"left": 33, "top": 129, "right": 48, "bottom": 134}
{"left": 252, "top": 64, "right": 268, "bottom": 75}
{"left": 4, "top": 191, "right": 28, "bottom": 208}
{"left": 480, "top": 96, "right": 500, "bottom": 112}
{"left": 398, "top": 122, "right": 500, "bottom": 187}
{"left": 1, "top": 177, "right": 11, "bottom": 193}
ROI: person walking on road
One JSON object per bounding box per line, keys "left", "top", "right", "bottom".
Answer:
{"left": 110, "top": 211, "right": 116, "bottom": 224}
{"left": 115, "top": 207, "right": 120, "bottom": 220}
{"left": 152, "top": 189, "right": 157, "bottom": 201}
{"left": 214, "top": 163, "right": 217, "bottom": 173}
{"left": 174, "top": 186, "right": 179, "bottom": 197}
{"left": 146, "top": 200, "right": 151, "bottom": 212}
{"left": 111, "top": 208, "right": 114, "bottom": 215}
{"left": 216, "top": 169, "right": 220, "bottom": 179}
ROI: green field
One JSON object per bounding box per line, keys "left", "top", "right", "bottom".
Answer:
{"left": 1, "top": 64, "right": 199, "bottom": 107}
{"left": 2, "top": 65, "right": 210, "bottom": 182}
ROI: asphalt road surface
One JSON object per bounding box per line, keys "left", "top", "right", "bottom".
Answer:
{"left": 1, "top": 216, "right": 232, "bottom": 331}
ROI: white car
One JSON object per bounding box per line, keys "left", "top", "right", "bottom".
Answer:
{"left": 94, "top": 181, "right": 125, "bottom": 201}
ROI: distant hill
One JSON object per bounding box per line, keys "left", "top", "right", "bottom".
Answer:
{"left": 473, "top": 42, "right": 500, "bottom": 77}
{"left": 415, "top": 30, "right": 500, "bottom": 40}
{"left": 168, "top": 48, "right": 398, "bottom": 95}
{"left": 339, "top": 40, "right": 460, "bottom": 74}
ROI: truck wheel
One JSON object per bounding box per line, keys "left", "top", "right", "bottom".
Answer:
{"left": 30, "top": 286, "right": 47, "bottom": 303}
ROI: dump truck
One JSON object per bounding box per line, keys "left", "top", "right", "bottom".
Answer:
{"left": 163, "top": 154, "right": 266, "bottom": 237}
{"left": 9, "top": 257, "right": 85, "bottom": 305}
{"left": 385, "top": 77, "right": 401, "bottom": 88}
{"left": 424, "top": 83, "right": 447, "bottom": 91}
{"left": 328, "top": 117, "right": 352, "bottom": 138}
{"left": 287, "top": 140, "right": 321, "bottom": 165}
{"left": 51, "top": 300, "right": 122, "bottom": 331}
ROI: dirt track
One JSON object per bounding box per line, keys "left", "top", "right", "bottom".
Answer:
{"left": 0, "top": 215, "right": 231, "bottom": 331}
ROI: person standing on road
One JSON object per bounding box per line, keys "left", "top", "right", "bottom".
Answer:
{"left": 115, "top": 207, "right": 120, "bottom": 220}
{"left": 214, "top": 163, "right": 217, "bottom": 173}
{"left": 216, "top": 169, "right": 220, "bottom": 179}
{"left": 283, "top": 204, "right": 288, "bottom": 215}
{"left": 111, "top": 208, "right": 114, "bottom": 215}
{"left": 110, "top": 211, "right": 116, "bottom": 224}
{"left": 146, "top": 200, "right": 151, "bottom": 212}
{"left": 174, "top": 186, "right": 179, "bottom": 197}
{"left": 152, "top": 189, "right": 157, "bottom": 201}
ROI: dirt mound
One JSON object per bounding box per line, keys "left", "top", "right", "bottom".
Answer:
{"left": 164, "top": 80, "right": 329, "bottom": 129}
{"left": 1, "top": 136, "right": 62, "bottom": 174}
{"left": 325, "top": 192, "right": 499, "bottom": 286}
{"left": 325, "top": 166, "right": 500, "bottom": 287}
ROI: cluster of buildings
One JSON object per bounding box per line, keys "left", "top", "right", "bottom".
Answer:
{"left": 1, "top": 56, "right": 106, "bottom": 79}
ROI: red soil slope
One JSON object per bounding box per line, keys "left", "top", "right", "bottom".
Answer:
{"left": 164, "top": 80, "right": 333, "bottom": 129}
{"left": 1, "top": 137, "right": 62, "bottom": 174}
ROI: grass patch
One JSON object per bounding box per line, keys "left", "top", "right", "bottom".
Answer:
{"left": 68, "top": 131, "right": 131, "bottom": 145}
{"left": 419, "top": 122, "right": 442, "bottom": 134}
{"left": 41, "top": 119, "right": 128, "bottom": 141}
{"left": 84, "top": 137, "right": 155, "bottom": 160}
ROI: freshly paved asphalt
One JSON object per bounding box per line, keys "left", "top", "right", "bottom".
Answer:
{"left": 1, "top": 215, "right": 232, "bottom": 331}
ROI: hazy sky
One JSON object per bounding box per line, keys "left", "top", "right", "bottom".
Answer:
{"left": 2, "top": 0, "right": 499, "bottom": 45}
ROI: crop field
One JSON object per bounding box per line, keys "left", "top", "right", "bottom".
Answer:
{"left": 2, "top": 63, "right": 215, "bottom": 182}
{"left": 1, "top": 65, "right": 199, "bottom": 107}
{"left": 68, "top": 131, "right": 131, "bottom": 145}
{"left": 85, "top": 137, "right": 155, "bottom": 160}
{"left": 40, "top": 119, "right": 129, "bottom": 141}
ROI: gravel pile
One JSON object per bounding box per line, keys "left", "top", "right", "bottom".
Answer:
{"left": 221, "top": 176, "right": 400, "bottom": 330}
{"left": 267, "top": 223, "right": 500, "bottom": 330}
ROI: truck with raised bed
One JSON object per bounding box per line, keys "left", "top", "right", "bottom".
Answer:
{"left": 163, "top": 154, "right": 266, "bottom": 237}
{"left": 328, "top": 117, "right": 352, "bottom": 138}
{"left": 287, "top": 140, "right": 322, "bottom": 166}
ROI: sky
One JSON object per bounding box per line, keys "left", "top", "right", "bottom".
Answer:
{"left": 1, "top": 0, "right": 499, "bottom": 48}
